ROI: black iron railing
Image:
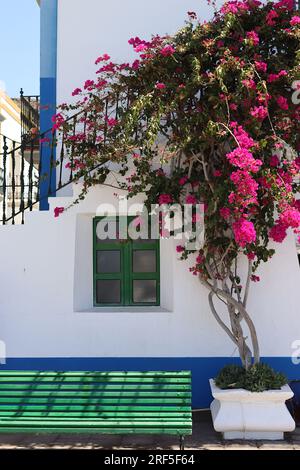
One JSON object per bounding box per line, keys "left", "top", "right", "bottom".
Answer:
{"left": 0, "top": 90, "right": 129, "bottom": 225}
{"left": 20, "top": 89, "right": 40, "bottom": 141}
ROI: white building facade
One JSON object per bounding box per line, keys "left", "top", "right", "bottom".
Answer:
{"left": 0, "top": 0, "right": 299, "bottom": 408}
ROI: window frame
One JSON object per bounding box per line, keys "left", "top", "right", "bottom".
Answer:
{"left": 93, "top": 216, "right": 160, "bottom": 307}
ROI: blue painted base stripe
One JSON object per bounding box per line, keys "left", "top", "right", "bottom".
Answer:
{"left": 1, "top": 357, "right": 299, "bottom": 408}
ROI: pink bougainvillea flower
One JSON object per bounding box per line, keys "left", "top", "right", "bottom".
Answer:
{"left": 135, "top": 43, "right": 149, "bottom": 53}
{"left": 250, "top": 105, "right": 268, "bottom": 121}
{"left": 186, "top": 194, "right": 198, "bottom": 205}
{"left": 196, "top": 253, "right": 205, "bottom": 264}
{"left": 96, "top": 79, "right": 108, "bottom": 89}
{"left": 226, "top": 147, "right": 262, "bottom": 173}
{"left": 179, "top": 176, "right": 188, "bottom": 186}
{"left": 158, "top": 194, "right": 173, "bottom": 205}
{"left": 247, "top": 252, "right": 256, "bottom": 260}
{"left": 270, "top": 155, "right": 280, "bottom": 167}
{"left": 96, "top": 62, "right": 116, "bottom": 74}
{"left": 290, "top": 16, "right": 300, "bottom": 26}
{"left": 65, "top": 159, "right": 85, "bottom": 171}
{"left": 275, "top": 0, "right": 294, "bottom": 11}
{"left": 155, "top": 83, "right": 166, "bottom": 90}
{"left": 95, "top": 54, "right": 111, "bottom": 65}
{"left": 276, "top": 96, "right": 289, "bottom": 110}
{"left": 266, "top": 10, "right": 279, "bottom": 26}
{"left": 255, "top": 61, "right": 267, "bottom": 73}
{"left": 269, "top": 222, "right": 287, "bottom": 243}
{"left": 160, "top": 45, "right": 176, "bottom": 57}
{"left": 84, "top": 80, "right": 94, "bottom": 90}
{"left": 106, "top": 117, "right": 118, "bottom": 127}
{"left": 131, "top": 59, "right": 140, "bottom": 70}
{"left": 246, "top": 31, "right": 259, "bottom": 46}
{"left": 241, "top": 78, "right": 256, "bottom": 90}
{"left": 54, "top": 207, "right": 64, "bottom": 218}
{"left": 233, "top": 218, "right": 257, "bottom": 248}
{"left": 251, "top": 275, "right": 260, "bottom": 282}
{"left": 72, "top": 88, "right": 82, "bottom": 97}
{"left": 267, "top": 70, "right": 288, "bottom": 83}
{"left": 176, "top": 245, "right": 185, "bottom": 253}
{"left": 213, "top": 170, "right": 222, "bottom": 177}
{"left": 220, "top": 207, "right": 231, "bottom": 219}
{"left": 231, "top": 123, "right": 256, "bottom": 149}
{"left": 279, "top": 208, "right": 300, "bottom": 229}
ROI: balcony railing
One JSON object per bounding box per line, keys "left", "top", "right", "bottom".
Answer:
{"left": 20, "top": 89, "right": 40, "bottom": 141}
{"left": 0, "top": 89, "right": 129, "bottom": 225}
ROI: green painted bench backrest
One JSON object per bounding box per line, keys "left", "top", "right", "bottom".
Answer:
{"left": 0, "top": 371, "right": 192, "bottom": 435}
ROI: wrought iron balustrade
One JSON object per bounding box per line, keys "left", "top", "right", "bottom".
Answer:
{"left": 20, "top": 89, "right": 40, "bottom": 141}
{"left": 0, "top": 90, "right": 130, "bottom": 225}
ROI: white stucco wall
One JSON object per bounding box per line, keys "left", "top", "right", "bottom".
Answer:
{"left": 0, "top": 183, "right": 299, "bottom": 360}
{"left": 56, "top": 0, "right": 223, "bottom": 105}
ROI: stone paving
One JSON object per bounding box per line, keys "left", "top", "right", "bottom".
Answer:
{"left": 0, "top": 412, "right": 299, "bottom": 450}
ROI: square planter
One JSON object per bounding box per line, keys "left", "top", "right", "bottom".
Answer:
{"left": 210, "top": 379, "right": 295, "bottom": 440}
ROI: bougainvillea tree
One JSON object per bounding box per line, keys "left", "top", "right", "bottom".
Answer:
{"left": 54, "top": 0, "right": 300, "bottom": 369}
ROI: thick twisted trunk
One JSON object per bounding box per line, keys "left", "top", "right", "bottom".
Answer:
{"left": 200, "top": 272, "right": 260, "bottom": 368}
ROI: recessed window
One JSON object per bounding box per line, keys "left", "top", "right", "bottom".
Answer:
{"left": 93, "top": 217, "right": 160, "bottom": 306}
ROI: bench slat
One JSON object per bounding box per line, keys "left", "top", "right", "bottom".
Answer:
{"left": 0, "top": 405, "right": 190, "bottom": 412}
{"left": 0, "top": 384, "right": 190, "bottom": 391}
{"left": 0, "top": 410, "right": 191, "bottom": 419}
{"left": 0, "top": 377, "right": 190, "bottom": 384}
{"left": 0, "top": 391, "right": 191, "bottom": 399}
{"left": 0, "top": 427, "right": 191, "bottom": 435}
{"left": 0, "top": 418, "right": 191, "bottom": 427}
{"left": 0, "top": 397, "right": 190, "bottom": 405}
{"left": 0, "top": 372, "right": 190, "bottom": 379}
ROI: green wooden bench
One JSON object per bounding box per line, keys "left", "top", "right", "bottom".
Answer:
{"left": 0, "top": 370, "right": 192, "bottom": 449}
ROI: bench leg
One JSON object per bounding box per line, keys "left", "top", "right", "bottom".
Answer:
{"left": 179, "top": 435, "right": 185, "bottom": 451}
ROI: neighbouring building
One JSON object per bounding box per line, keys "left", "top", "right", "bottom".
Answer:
{"left": 0, "top": 0, "right": 299, "bottom": 408}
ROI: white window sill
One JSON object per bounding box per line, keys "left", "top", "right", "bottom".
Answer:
{"left": 75, "top": 307, "right": 172, "bottom": 314}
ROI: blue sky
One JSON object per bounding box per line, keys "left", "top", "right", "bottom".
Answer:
{"left": 0, "top": 0, "right": 40, "bottom": 98}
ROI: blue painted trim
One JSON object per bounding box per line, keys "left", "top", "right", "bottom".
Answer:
{"left": 39, "top": 0, "right": 58, "bottom": 210}
{"left": 1, "top": 357, "right": 299, "bottom": 408}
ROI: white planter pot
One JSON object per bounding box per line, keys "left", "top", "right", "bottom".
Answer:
{"left": 210, "top": 379, "right": 295, "bottom": 440}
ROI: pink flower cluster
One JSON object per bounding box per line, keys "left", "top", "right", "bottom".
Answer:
{"left": 276, "top": 96, "right": 289, "bottom": 110}
{"left": 95, "top": 54, "right": 110, "bottom": 65}
{"left": 266, "top": 10, "right": 279, "bottom": 26}
{"left": 246, "top": 31, "right": 259, "bottom": 46}
{"left": 220, "top": 1, "right": 260, "bottom": 15}
{"left": 54, "top": 207, "right": 64, "bottom": 218}
{"left": 233, "top": 218, "right": 256, "bottom": 248}
{"left": 158, "top": 194, "right": 173, "bottom": 205}
{"left": 290, "top": 16, "right": 300, "bottom": 26}
{"left": 160, "top": 45, "right": 175, "bottom": 57}
{"left": 231, "top": 123, "right": 256, "bottom": 149}
{"left": 255, "top": 61, "right": 267, "bottom": 73}
{"left": 230, "top": 170, "right": 259, "bottom": 206}
{"left": 270, "top": 208, "right": 300, "bottom": 243}
{"left": 227, "top": 148, "right": 262, "bottom": 173}
{"left": 267, "top": 70, "right": 287, "bottom": 83}
{"left": 275, "top": 0, "right": 294, "bottom": 11}
{"left": 250, "top": 105, "right": 268, "bottom": 121}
